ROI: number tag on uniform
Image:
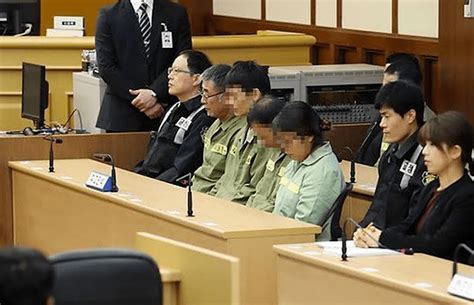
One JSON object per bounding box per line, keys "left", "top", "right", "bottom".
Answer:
{"left": 162, "top": 31, "right": 173, "bottom": 48}
{"left": 176, "top": 117, "right": 192, "bottom": 131}
{"left": 400, "top": 160, "right": 417, "bottom": 176}
{"left": 266, "top": 159, "right": 275, "bottom": 172}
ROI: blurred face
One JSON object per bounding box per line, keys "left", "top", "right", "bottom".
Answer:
{"left": 422, "top": 141, "right": 460, "bottom": 175}
{"left": 382, "top": 72, "right": 399, "bottom": 86}
{"left": 168, "top": 55, "right": 200, "bottom": 101}
{"left": 225, "top": 85, "right": 260, "bottom": 117}
{"left": 251, "top": 123, "right": 278, "bottom": 148}
{"left": 201, "top": 80, "right": 229, "bottom": 119}
{"left": 278, "top": 131, "right": 314, "bottom": 162}
{"left": 379, "top": 106, "right": 415, "bottom": 144}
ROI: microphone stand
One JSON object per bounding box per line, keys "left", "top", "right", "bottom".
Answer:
{"left": 341, "top": 217, "right": 414, "bottom": 262}
{"left": 44, "top": 136, "right": 63, "bottom": 173}
{"left": 92, "top": 153, "right": 119, "bottom": 192}
{"left": 452, "top": 243, "right": 474, "bottom": 277}
{"left": 176, "top": 173, "right": 194, "bottom": 217}
{"left": 340, "top": 146, "right": 356, "bottom": 183}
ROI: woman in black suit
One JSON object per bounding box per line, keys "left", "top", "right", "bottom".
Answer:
{"left": 354, "top": 111, "right": 474, "bottom": 261}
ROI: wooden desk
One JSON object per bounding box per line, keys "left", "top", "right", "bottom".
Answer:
{"left": 274, "top": 243, "right": 472, "bottom": 305}
{"left": 340, "top": 160, "right": 378, "bottom": 235}
{"left": 137, "top": 232, "right": 239, "bottom": 305}
{"left": 0, "top": 132, "right": 148, "bottom": 246}
{"left": 160, "top": 267, "right": 181, "bottom": 305}
{"left": 10, "top": 159, "right": 319, "bottom": 305}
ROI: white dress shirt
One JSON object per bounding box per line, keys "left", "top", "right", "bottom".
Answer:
{"left": 130, "top": 0, "right": 154, "bottom": 23}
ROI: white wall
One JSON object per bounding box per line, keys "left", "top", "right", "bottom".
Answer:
{"left": 398, "top": 0, "right": 438, "bottom": 38}
{"left": 266, "top": 0, "right": 311, "bottom": 25}
{"left": 213, "top": 0, "right": 261, "bottom": 19}
{"left": 316, "top": 0, "right": 337, "bottom": 28}
{"left": 212, "top": 0, "right": 439, "bottom": 38}
{"left": 342, "top": 0, "right": 392, "bottom": 33}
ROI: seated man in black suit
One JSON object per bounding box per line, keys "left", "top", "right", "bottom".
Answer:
{"left": 358, "top": 80, "right": 427, "bottom": 230}
{"left": 134, "top": 50, "right": 215, "bottom": 185}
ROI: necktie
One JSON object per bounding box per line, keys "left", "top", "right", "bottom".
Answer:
{"left": 138, "top": 2, "right": 151, "bottom": 58}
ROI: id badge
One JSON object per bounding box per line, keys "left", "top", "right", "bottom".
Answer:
{"left": 400, "top": 160, "right": 417, "bottom": 176}
{"left": 162, "top": 31, "right": 173, "bottom": 48}
{"left": 176, "top": 117, "right": 192, "bottom": 131}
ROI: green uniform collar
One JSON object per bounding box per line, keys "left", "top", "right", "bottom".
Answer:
{"left": 301, "top": 142, "right": 333, "bottom": 166}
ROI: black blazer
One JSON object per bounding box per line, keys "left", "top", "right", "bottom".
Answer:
{"left": 380, "top": 173, "right": 474, "bottom": 261}
{"left": 95, "top": 0, "right": 192, "bottom": 131}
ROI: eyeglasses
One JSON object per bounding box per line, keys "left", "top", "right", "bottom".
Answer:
{"left": 199, "top": 90, "right": 223, "bottom": 100}
{"left": 167, "top": 67, "right": 193, "bottom": 75}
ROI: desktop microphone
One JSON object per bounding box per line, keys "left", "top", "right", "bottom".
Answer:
{"left": 354, "top": 116, "right": 382, "bottom": 164}
{"left": 43, "top": 136, "right": 63, "bottom": 173}
{"left": 340, "top": 217, "right": 414, "bottom": 261}
{"left": 176, "top": 173, "right": 194, "bottom": 217}
{"left": 93, "top": 153, "right": 119, "bottom": 192}
{"left": 452, "top": 243, "right": 474, "bottom": 277}
{"left": 339, "top": 146, "right": 356, "bottom": 183}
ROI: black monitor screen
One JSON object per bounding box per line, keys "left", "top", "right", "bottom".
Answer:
{"left": 22, "top": 62, "right": 48, "bottom": 129}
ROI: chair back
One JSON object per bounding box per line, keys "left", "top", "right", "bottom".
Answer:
{"left": 50, "top": 248, "right": 162, "bottom": 305}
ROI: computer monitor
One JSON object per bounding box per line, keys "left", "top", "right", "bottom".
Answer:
{"left": 21, "top": 62, "right": 48, "bottom": 130}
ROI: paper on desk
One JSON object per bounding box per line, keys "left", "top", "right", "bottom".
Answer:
{"left": 316, "top": 241, "right": 400, "bottom": 257}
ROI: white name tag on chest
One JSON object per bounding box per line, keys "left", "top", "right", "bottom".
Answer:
{"left": 400, "top": 160, "right": 417, "bottom": 176}
{"left": 176, "top": 117, "right": 192, "bottom": 131}
{"left": 162, "top": 31, "right": 173, "bottom": 48}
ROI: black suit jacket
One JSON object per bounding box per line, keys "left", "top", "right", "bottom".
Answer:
{"left": 380, "top": 173, "right": 474, "bottom": 261}
{"left": 95, "top": 0, "right": 192, "bottom": 131}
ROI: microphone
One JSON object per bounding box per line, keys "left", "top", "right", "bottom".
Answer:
{"left": 43, "top": 136, "right": 63, "bottom": 173}
{"left": 341, "top": 217, "right": 414, "bottom": 261}
{"left": 93, "top": 153, "right": 119, "bottom": 192}
{"left": 176, "top": 173, "right": 194, "bottom": 217}
{"left": 452, "top": 243, "right": 474, "bottom": 277}
{"left": 339, "top": 146, "right": 356, "bottom": 183}
{"left": 355, "top": 116, "right": 381, "bottom": 163}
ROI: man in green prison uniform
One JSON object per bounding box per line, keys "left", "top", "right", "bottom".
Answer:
{"left": 209, "top": 61, "right": 274, "bottom": 204}
{"left": 192, "top": 64, "right": 247, "bottom": 193}
{"left": 246, "top": 96, "right": 291, "bottom": 212}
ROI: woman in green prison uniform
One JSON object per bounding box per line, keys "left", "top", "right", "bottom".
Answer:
{"left": 272, "top": 101, "right": 345, "bottom": 240}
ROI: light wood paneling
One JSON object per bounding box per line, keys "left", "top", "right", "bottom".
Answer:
{"left": 439, "top": 0, "right": 474, "bottom": 124}
{"left": 10, "top": 159, "right": 319, "bottom": 305}
{"left": 0, "top": 132, "right": 149, "bottom": 246}
{"left": 137, "top": 232, "right": 240, "bottom": 305}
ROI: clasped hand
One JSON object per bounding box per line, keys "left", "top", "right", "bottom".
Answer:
{"left": 130, "top": 89, "right": 164, "bottom": 119}
{"left": 353, "top": 223, "right": 382, "bottom": 248}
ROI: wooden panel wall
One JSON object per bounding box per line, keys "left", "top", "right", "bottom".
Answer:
{"left": 40, "top": 0, "right": 116, "bottom": 36}
{"left": 209, "top": 0, "right": 441, "bottom": 112}
{"left": 40, "top": 0, "right": 208, "bottom": 36}
{"left": 439, "top": 0, "right": 474, "bottom": 124}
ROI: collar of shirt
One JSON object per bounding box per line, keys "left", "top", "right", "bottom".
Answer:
{"left": 219, "top": 115, "right": 243, "bottom": 132}
{"left": 301, "top": 141, "right": 333, "bottom": 166}
{"left": 130, "top": 0, "right": 154, "bottom": 21}
{"left": 394, "top": 129, "right": 420, "bottom": 159}
{"left": 181, "top": 95, "right": 203, "bottom": 112}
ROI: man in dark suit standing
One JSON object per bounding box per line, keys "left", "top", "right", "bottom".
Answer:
{"left": 95, "top": 0, "right": 192, "bottom": 132}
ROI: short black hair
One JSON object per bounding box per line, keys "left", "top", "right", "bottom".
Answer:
{"left": 272, "top": 101, "right": 328, "bottom": 147}
{"left": 201, "top": 64, "right": 232, "bottom": 92}
{"left": 374, "top": 80, "right": 425, "bottom": 126}
{"left": 224, "top": 60, "right": 271, "bottom": 95}
{"left": 0, "top": 247, "right": 53, "bottom": 305}
{"left": 178, "top": 50, "right": 212, "bottom": 75}
{"left": 385, "top": 60, "right": 423, "bottom": 86}
{"left": 247, "top": 95, "right": 285, "bottom": 125}
{"left": 386, "top": 52, "right": 420, "bottom": 66}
